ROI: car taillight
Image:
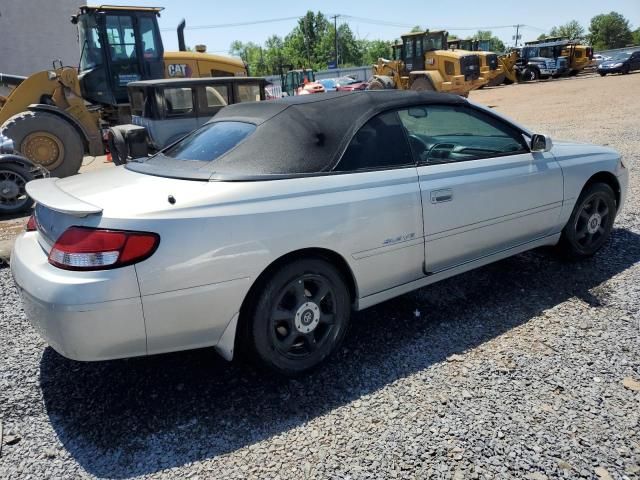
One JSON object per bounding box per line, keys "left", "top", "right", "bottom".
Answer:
{"left": 26, "top": 215, "right": 37, "bottom": 232}
{"left": 48, "top": 226, "right": 159, "bottom": 270}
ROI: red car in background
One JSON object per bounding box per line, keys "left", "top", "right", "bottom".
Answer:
{"left": 335, "top": 76, "right": 368, "bottom": 91}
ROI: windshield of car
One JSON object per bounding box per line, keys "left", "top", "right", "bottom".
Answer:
{"left": 159, "top": 121, "right": 256, "bottom": 162}
{"left": 336, "top": 77, "right": 359, "bottom": 86}
{"left": 319, "top": 79, "right": 336, "bottom": 89}
{"left": 611, "top": 52, "right": 631, "bottom": 61}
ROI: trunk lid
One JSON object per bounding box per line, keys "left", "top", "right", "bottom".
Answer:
{"left": 26, "top": 178, "right": 102, "bottom": 216}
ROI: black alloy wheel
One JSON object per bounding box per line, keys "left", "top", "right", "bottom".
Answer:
{"left": 0, "top": 163, "right": 34, "bottom": 214}
{"left": 249, "top": 258, "right": 351, "bottom": 375}
{"left": 559, "top": 183, "right": 617, "bottom": 258}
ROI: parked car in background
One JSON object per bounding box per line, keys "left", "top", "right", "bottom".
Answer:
{"left": 12, "top": 91, "right": 627, "bottom": 375}
{"left": 107, "top": 77, "right": 266, "bottom": 164}
{"left": 598, "top": 51, "right": 640, "bottom": 75}
{"left": 319, "top": 76, "right": 366, "bottom": 92}
{"left": 318, "top": 78, "right": 337, "bottom": 92}
{"left": 592, "top": 54, "right": 609, "bottom": 67}
{"left": 335, "top": 79, "right": 368, "bottom": 91}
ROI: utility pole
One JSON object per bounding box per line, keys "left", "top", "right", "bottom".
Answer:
{"left": 514, "top": 24, "right": 522, "bottom": 47}
{"left": 302, "top": 16, "right": 311, "bottom": 68}
{"left": 331, "top": 14, "right": 339, "bottom": 68}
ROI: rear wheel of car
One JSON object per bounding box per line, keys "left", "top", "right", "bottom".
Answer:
{"left": 558, "top": 183, "right": 617, "bottom": 258}
{"left": 0, "top": 162, "right": 34, "bottom": 214}
{"left": 599, "top": 72, "right": 607, "bottom": 76}
{"left": 249, "top": 258, "right": 351, "bottom": 376}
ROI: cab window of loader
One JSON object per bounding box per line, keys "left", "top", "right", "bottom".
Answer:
{"left": 404, "top": 39, "right": 414, "bottom": 60}
{"left": 139, "top": 17, "right": 160, "bottom": 59}
{"left": 106, "top": 15, "right": 137, "bottom": 61}
{"left": 79, "top": 17, "right": 103, "bottom": 70}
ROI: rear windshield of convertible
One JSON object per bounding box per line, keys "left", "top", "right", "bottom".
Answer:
{"left": 161, "top": 121, "right": 256, "bottom": 162}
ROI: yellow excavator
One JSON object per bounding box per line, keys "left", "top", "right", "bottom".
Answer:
{"left": 0, "top": 5, "right": 247, "bottom": 178}
{"left": 370, "top": 30, "right": 486, "bottom": 96}
{"left": 447, "top": 38, "right": 504, "bottom": 87}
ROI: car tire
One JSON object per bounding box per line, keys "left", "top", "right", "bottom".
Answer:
{"left": 0, "top": 162, "right": 35, "bottom": 215}
{"left": 106, "top": 128, "right": 128, "bottom": 166}
{"left": 248, "top": 258, "right": 351, "bottom": 376}
{"left": 599, "top": 72, "right": 606, "bottom": 76}
{"left": 622, "top": 65, "right": 630, "bottom": 75}
{"left": 558, "top": 183, "right": 617, "bottom": 258}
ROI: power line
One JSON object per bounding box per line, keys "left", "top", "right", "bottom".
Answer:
{"left": 160, "top": 12, "right": 548, "bottom": 35}
{"left": 159, "top": 16, "right": 301, "bottom": 31}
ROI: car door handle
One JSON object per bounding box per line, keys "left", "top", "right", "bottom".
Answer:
{"left": 430, "top": 189, "right": 453, "bottom": 204}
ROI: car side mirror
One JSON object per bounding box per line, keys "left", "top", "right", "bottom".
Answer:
{"left": 531, "top": 133, "right": 552, "bottom": 152}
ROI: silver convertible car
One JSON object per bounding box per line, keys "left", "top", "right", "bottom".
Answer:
{"left": 11, "top": 91, "right": 628, "bottom": 375}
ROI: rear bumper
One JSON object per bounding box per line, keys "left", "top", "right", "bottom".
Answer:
{"left": 10, "top": 232, "right": 147, "bottom": 361}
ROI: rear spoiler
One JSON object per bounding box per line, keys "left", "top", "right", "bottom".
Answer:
{"left": 26, "top": 178, "right": 102, "bottom": 216}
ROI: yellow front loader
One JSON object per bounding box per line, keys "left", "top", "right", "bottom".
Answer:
{"left": 370, "top": 31, "right": 486, "bottom": 97}
{"left": 447, "top": 38, "right": 504, "bottom": 87}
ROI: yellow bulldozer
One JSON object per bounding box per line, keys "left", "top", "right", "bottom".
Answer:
{"left": 0, "top": 5, "right": 247, "bottom": 178}
{"left": 370, "top": 30, "right": 486, "bottom": 96}
{"left": 447, "top": 38, "right": 504, "bottom": 87}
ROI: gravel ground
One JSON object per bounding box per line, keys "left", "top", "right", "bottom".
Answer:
{"left": 1, "top": 73, "right": 640, "bottom": 479}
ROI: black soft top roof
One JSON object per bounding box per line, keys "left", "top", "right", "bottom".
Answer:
{"left": 209, "top": 91, "right": 465, "bottom": 177}
{"left": 129, "top": 90, "right": 467, "bottom": 180}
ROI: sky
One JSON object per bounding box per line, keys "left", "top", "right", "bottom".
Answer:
{"left": 108, "top": 0, "right": 640, "bottom": 55}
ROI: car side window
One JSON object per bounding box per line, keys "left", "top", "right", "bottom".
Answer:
{"left": 397, "top": 105, "right": 529, "bottom": 164}
{"left": 236, "top": 84, "right": 262, "bottom": 103}
{"left": 197, "top": 85, "right": 229, "bottom": 116}
{"left": 334, "top": 110, "right": 414, "bottom": 172}
{"left": 164, "top": 87, "right": 194, "bottom": 116}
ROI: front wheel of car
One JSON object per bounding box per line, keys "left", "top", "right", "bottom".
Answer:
{"left": 599, "top": 72, "right": 606, "bottom": 76}
{"left": 558, "top": 183, "right": 617, "bottom": 258}
{"left": 249, "top": 258, "right": 351, "bottom": 376}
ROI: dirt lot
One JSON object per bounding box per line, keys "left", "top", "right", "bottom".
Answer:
{"left": 1, "top": 73, "right": 640, "bottom": 479}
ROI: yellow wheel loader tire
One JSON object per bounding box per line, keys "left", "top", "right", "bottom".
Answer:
{"left": 409, "top": 77, "right": 435, "bottom": 92}
{"left": 367, "top": 78, "right": 386, "bottom": 90}
{"left": 1, "top": 111, "right": 84, "bottom": 178}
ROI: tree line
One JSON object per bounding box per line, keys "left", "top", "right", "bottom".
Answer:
{"left": 228, "top": 12, "right": 506, "bottom": 76}
{"left": 538, "top": 12, "right": 640, "bottom": 50}
{"left": 230, "top": 10, "right": 640, "bottom": 76}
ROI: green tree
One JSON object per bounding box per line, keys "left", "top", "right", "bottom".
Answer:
{"left": 475, "top": 30, "right": 505, "bottom": 52}
{"left": 588, "top": 12, "right": 633, "bottom": 49}
{"left": 229, "top": 40, "right": 271, "bottom": 76}
{"left": 549, "top": 20, "right": 585, "bottom": 40}
{"left": 410, "top": 25, "right": 423, "bottom": 33}
{"left": 281, "top": 11, "right": 331, "bottom": 70}
{"left": 632, "top": 28, "right": 640, "bottom": 45}
{"left": 359, "top": 39, "right": 392, "bottom": 64}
